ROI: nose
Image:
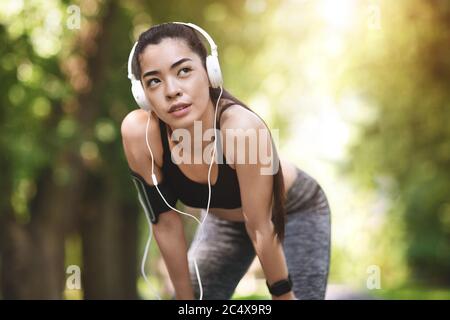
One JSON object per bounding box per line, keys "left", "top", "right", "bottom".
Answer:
{"left": 165, "top": 77, "right": 182, "bottom": 100}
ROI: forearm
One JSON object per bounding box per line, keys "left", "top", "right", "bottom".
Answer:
{"left": 245, "top": 222, "right": 295, "bottom": 300}
{"left": 153, "top": 211, "right": 194, "bottom": 300}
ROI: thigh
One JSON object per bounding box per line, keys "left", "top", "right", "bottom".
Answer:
{"left": 283, "top": 188, "right": 332, "bottom": 300}
{"left": 187, "top": 212, "right": 256, "bottom": 300}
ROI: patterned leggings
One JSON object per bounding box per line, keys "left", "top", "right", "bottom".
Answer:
{"left": 187, "top": 167, "right": 332, "bottom": 300}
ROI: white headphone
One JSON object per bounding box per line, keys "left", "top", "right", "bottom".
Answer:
{"left": 127, "top": 22, "right": 223, "bottom": 111}
{"left": 127, "top": 22, "right": 224, "bottom": 300}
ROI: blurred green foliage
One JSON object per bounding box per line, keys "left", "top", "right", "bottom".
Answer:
{"left": 1, "top": 0, "right": 449, "bottom": 299}
{"left": 340, "top": 0, "right": 450, "bottom": 286}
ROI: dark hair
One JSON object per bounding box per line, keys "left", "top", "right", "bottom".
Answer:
{"left": 132, "top": 23, "right": 287, "bottom": 241}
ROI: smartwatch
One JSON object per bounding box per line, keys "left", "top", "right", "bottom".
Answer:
{"left": 266, "top": 274, "right": 293, "bottom": 297}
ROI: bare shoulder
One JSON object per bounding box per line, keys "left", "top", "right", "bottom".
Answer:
{"left": 121, "top": 109, "right": 164, "bottom": 168}
{"left": 219, "top": 102, "right": 271, "bottom": 169}
{"left": 220, "top": 102, "right": 268, "bottom": 133}
{"left": 121, "top": 109, "right": 154, "bottom": 141}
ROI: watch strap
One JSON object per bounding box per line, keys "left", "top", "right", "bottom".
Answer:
{"left": 266, "top": 274, "right": 293, "bottom": 297}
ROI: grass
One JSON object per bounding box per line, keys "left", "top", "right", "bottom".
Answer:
{"left": 232, "top": 294, "right": 271, "bottom": 300}
{"left": 370, "top": 285, "right": 450, "bottom": 300}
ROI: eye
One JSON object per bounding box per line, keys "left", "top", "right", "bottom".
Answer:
{"left": 146, "top": 78, "right": 160, "bottom": 88}
{"left": 178, "top": 67, "right": 192, "bottom": 76}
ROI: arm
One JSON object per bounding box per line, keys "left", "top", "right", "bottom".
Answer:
{"left": 121, "top": 111, "right": 194, "bottom": 299}
{"left": 152, "top": 211, "right": 195, "bottom": 299}
{"left": 225, "top": 113, "right": 296, "bottom": 300}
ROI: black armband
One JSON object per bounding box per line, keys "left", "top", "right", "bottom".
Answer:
{"left": 129, "top": 169, "right": 177, "bottom": 224}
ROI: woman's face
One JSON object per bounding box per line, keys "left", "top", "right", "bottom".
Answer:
{"left": 138, "top": 38, "right": 212, "bottom": 128}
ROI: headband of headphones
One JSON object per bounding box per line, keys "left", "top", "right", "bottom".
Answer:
{"left": 127, "top": 22, "right": 219, "bottom": 82}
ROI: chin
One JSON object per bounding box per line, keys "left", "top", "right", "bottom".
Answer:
{"left": 168, "top": 113, "right": 197, "bottom": 130}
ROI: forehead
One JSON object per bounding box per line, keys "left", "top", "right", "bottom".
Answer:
{"left": 139, "top": 38, "right": 199, "bottom": 72}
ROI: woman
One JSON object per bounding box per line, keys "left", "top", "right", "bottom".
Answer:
{"left": 121, "top": 22, "right": 331, "bottom": 300}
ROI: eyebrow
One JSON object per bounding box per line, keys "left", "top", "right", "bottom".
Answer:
{"left": 142, "top": 58, "right": 192, "bottom": 78}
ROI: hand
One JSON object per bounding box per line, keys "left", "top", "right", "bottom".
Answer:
{"left": 272, "top": 291, "right": 297, "bottom": 300}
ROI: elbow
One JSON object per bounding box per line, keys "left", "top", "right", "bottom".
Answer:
{"left": 153, "top": 210, "right": 182, "bottom": 233}
{"left": 244, "top": 220, "right": 276, "bottom": 248}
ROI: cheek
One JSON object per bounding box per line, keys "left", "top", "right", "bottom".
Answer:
{"left": 193, "top": 85, "right": 210, "bottom": 109}
{"left": 146, "top": 89, "right": 163, "bottom": 103}
{"left": 192, "top": 73, "right": 211, "bottom": 101}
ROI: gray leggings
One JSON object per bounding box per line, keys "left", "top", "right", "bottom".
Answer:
{"left": 187, "top": 167, "right": 331, "bottom": 300}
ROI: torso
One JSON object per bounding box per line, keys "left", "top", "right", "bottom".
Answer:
{"left": 148, "top": 100, "right": 298, "bottom": 222}
{"left": 193, "top": 157, "right": 297, "bottom": 222}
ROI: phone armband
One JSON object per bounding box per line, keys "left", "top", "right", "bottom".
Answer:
{"left": 129, "top": 169, "right": 177, "bottom": 224}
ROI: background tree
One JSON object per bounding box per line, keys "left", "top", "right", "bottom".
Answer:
{"left": 342, "top": 0, "right": 450, "bottom": 286}
{"left": 0, "top": 0, "right": 282, "bottom": 299}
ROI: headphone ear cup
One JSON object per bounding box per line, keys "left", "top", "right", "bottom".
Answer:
{"left": 131, "top": 79, "right": 151, "bottom": 111}
{"left": 206, "top": 55, "right": 223, "bottom": 88}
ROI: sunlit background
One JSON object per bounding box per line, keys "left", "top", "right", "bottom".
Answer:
{"left": 1, "top": 0, "right": 449, "bottom": 299}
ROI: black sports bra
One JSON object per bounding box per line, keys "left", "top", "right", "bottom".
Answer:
{"left": 159, "top": 103, "right": 242, "bottom": 209}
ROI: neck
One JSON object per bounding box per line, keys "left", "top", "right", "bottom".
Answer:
{"left": 168, "top": 99, "right": 218, "bottom": 163}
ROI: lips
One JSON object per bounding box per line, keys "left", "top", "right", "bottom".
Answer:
{"left": 169, "top": 103, "right": 191, "bottom": 113}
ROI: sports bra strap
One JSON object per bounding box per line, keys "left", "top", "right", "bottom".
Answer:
{"left": 216, "top": 101, "right": 237, "bottom": 130}
{"left": 158, "top": 118, "right": 171, "bottom": 164}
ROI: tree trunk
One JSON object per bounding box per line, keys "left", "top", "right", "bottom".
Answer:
{"left": 1, "top": 0, "right": 138, "bottom": 299}
{"left": 1, "top": 163, "right": 84, "bottom": 299}
{"left": 81, "top": 174, "right": 138, "bottom": 299}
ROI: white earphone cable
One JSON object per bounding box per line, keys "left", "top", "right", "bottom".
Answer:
{"left": 141, "top": 86, "right": 223, "bottom": 300}
{"left": 191, "top": 86, "right": 223, "bottom": 300}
